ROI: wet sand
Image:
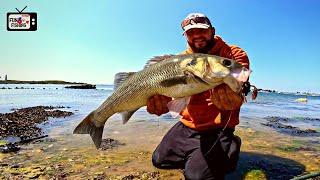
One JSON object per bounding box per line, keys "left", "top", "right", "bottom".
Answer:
{"left": 0, "top": 115, "right": 319, "bottom": 179}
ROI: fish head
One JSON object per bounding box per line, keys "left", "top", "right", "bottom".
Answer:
{"left": 184, "top": 54, "right": 251, "bottom": 93}
{"left": 207, "top": 55, "right": 251, "bottom": 93}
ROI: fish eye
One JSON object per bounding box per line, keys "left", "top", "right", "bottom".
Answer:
{"left": 222, "top": 59, "right": 232, "bottom": 67}
{"left": 188, "top": 58, "right": 197, "bottom": 66}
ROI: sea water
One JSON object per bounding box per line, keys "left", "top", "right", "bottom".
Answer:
{"left": 1, "top": 84, "right": 319, "bottom": 133}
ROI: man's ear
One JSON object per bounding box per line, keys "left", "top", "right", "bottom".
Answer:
{"left": 211, "top": 27, "right": 215, "bottom": 36}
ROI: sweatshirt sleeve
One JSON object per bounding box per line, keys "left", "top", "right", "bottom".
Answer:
{"left": 230, "top": 45, "right": 250, "bottom": 70}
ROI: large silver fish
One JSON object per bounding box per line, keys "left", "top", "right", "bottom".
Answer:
{"left": 73, "top": 53, "right": 250, "bottom": 148}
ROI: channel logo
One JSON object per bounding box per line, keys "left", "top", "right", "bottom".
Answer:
{"left": 7, "top": 6, "right": 37, "bottom": 31}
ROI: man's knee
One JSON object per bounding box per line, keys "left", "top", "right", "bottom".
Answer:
{"left": 152, "top": 149, "right": 185, "bottom": 169}
{"left": 151, "top": 150, "right": 175, "bottom": 169}
{"left": 151, "top": 151, "right": 162, "bottom": 168}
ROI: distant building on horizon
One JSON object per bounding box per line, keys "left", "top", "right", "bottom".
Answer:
{"left": 5, "top": 75, "right": 7, "bottom": 81}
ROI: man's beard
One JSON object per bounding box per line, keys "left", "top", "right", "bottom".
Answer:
{"left": 188, "top": 37, "right": 215, "bottom": 53}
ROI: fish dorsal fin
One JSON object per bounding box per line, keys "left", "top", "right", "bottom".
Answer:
{"left": 144, "top": 54, "right": 175, "bottom": 69}
{"left": 114, "top": 72, "right": 136, "bottom": 90}
{"left": 167, "top": 97, "right": 191, "bottom": 118}
{"left": 120, "top": 109, "right": 139, "bottom": 124}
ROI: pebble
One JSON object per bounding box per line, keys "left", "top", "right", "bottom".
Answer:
{"left": 11, "top": 164, "right": 20, "bottom": 168}
{"left": 0, "top": 163, "right": 9, "bottom": 167}
{"left": 99, "top": 138, "right": 125, "bottom": 151}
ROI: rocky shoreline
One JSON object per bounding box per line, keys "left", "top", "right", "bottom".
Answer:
{"left": 1, "top": 84, "right": 97, "bottom": 90}
{"left": 0, "top": 106, "right": 73, "bottom": 143}
{"left": 0, "top": 106, "right": 319, "bottom": 179}
{"left": 0, "top": 80, "right": 84, "bottom": 84}
{"left": 261, "top": 116, "right": 319, "bottom": 136}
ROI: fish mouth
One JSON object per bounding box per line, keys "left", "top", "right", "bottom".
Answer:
{"left": 231, "top": 67, "right": 251, "bottom": 82}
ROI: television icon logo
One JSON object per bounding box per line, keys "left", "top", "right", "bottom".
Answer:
{"left": 7, "top": 6, "right": 37, "bottom": 31}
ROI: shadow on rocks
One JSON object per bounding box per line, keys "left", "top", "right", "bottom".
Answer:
{"left": 226, "top": 151, "right": 305, "bottom": 180}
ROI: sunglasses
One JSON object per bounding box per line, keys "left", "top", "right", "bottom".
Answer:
{"left": 181, "top": 17, "right": 212, "bottom": 29}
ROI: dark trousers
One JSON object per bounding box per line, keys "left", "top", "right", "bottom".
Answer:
{"left": 152, "top": 121, "right": 241, "bottom": 180}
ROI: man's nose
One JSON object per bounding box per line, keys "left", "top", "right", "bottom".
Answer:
{"left": 192, "top": 33, "right": 203, "bottom": 39}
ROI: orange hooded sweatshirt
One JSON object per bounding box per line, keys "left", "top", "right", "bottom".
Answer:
{"left": 180, "top": 35, "right": 250, "bottom": 131}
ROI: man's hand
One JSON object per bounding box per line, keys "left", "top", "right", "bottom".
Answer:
{"left": 208, "top": 84, "right": 243, "bottom": 110}
{"left": 147, "top": 95, "right": 172, "bottom": 116}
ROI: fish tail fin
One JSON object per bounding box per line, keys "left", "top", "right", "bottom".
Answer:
{"left": 73, "top": 112, "right": 104, "bottom": 149}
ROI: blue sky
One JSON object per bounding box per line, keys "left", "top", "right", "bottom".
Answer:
{"left": 0, "top": 0, "right": 319, "bottom": 93}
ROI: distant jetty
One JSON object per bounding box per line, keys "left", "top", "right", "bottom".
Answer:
{"left": 65, "top": 84, "right": 96, "bottom": 89}
{"left": 0, "top": 80, "right": 84, "bottom": 84}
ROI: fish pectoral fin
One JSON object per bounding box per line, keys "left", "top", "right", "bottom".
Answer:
{"left": 73, "top": 112, "right": 105, "bottom": 149}
{"left": 223, "top": 76, "right": 242, "bottom": 93}
{"left": 120, "top": 109, "right": 139, "bottom": 124}
{"left": 167, "top": 97, "right": 190, "bottom": 118}
{"left": 114, "top": 72, "right": 136, "bottom": 90}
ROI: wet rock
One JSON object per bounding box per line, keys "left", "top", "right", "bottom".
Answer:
{"left": 304, "top": 129, "right": 317, "bottom": 133}
{"left": 303, "top": 117, "right": 320, "bottom": 121}
{"left": 141, "top": 171, "right": 160, "bottom": 179}
{"left": 25, "top": 172, "right": 41, "bottom": 179}
{"left": 262, "top": 116, "right": 320, "bottom": 136}
{"left": 54, "top": 172, "right": 68, "bottom": 179}
{"left": 99, "top": 138, "right": 125, "bottom": 150}
{"left": 53, "top": 164, "right": 64, "bottom": 171}
{"left": 121, "top": 174, "right": 135, "bottom": 180}
{"left": 0, "top": 106, "right": 73, "bottom": 144}
{"left": 94, "top": 172, "right": 106, "bottom": 180}
{"left": 297, "top": 146, "right": 317, "bottom": 151}
{"left": 120, "top": 171, "right": 160, "bottom": 180}
{"left": 0, "top": 163, "right": 9, "bottom": 167}
{"left": 33, "top": 137, "right": 56, "bottom": 144}
{"left": 65, "top": 84, "right": 96, "bottom": 89}
{"left": 10, "top": 164, "right": 20, "bottom": 168}
{"left": 0, "top": 143, "right": 20, "bottom": 153}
